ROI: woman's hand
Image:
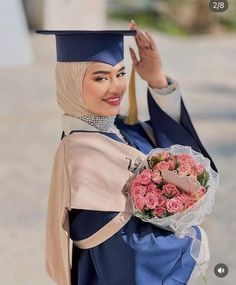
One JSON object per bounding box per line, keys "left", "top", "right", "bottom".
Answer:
{"left": 129, "top": 20, "right": 168, "bottom": 89}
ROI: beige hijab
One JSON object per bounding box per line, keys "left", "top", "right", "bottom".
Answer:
{"left": 56, "top": 61, "right": 94, "bottom": 117}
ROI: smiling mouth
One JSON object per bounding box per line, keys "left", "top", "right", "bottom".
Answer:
{"left": 103, "top": 95, "right": 122, "bottom": 106}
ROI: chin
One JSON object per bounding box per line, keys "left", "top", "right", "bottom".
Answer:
{"left": 106, "top": 106, "right": 120, "bottom": 116}
{"left": 95, "top": 106, "right": 120, "bottom": 117}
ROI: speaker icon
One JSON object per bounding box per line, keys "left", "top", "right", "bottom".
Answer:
{"left": 214, "top": 263, "right": 228, "bottom": 278}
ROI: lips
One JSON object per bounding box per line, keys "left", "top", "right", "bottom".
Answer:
{"left": 103, "top": 95, "right": 122, "bottom": 106}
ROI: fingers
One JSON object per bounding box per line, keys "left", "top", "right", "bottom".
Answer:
{"left": 130, "top": 20, "right": 154, "bottom": 51}
{"left": 144, "top": 31, "right": 156, "bottom": 50}
{"left": 129, "top": 47, "right": 139, "bottom": 67}
{"left": 130, "top": 19, "right": 136, "bottom": 30}
{"left": 134, "top": 27, "right": 149, "bottom": 49}
{"left": 137, "top": 32, "right": 150, "bottom": 50}
{"left": 130, "top": 20, "right": 141, "bottom": 49}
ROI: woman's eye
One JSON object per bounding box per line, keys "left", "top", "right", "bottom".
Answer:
{"left": 117, "top": 72, "right": 126, "bottom": 78}
{"left": 95, "top": 77, "right": 108, "bottom": 82}
{"left": 94, "top": 72, "right": 126, "bottom": 81}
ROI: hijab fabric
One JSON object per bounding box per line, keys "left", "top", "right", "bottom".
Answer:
{"left": 56, "top": 61, "right": 93, "bottom": 117}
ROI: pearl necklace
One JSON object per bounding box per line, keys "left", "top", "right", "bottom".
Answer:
{"left": 77, "top": 115, "right": 129, "bottom": 144}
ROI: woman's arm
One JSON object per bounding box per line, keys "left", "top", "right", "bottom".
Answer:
{"left": 148, "top": 76, "right": 181, "bottom": 122}
{"left": 129, "top": 21, "right": 217, "bottom": 171}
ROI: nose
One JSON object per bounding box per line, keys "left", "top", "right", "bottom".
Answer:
{"left": 108, "top": 77, "right": 123, "bottom": 94}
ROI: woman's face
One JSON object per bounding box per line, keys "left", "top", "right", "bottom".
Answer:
{"left": 82, "top": 61, "right": 127, "bottom": 116}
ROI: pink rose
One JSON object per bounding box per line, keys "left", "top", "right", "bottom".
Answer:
{"left": 195, "top": 163, "right": 205, "bottom": 175}
{"left": 146, "top": 183, "right": 158, "bottom": 193}
{"left": 145, "top": 192, "right": 158, "bottom": 209}
{"left": 154, "top": 188, "right": 162, "bottom": 196}
{"left": 146, "top": 184, "right": 162, "bottom": 196}
{"left": 131, "top": 185, "right": 147, "bottom": 197}
{"left": 154, "top": 207, "right": 167, "bottom": 218}
{"left": 134, "top": 194, "right": 146, "bottom": 210}
{"left": 177, "top": 154, "right": 194, "bottom": 164}
{"left": 151, "top": 170, "right": 163, "bottom": 184}
{"left": 166, "top": 198, "right": 184, "bottom": 214}
{"left": 162, "top": 184, "right": 180, "bottom": 198}
{"left": 138, "top": 169, "right": 152, "bottom": 185}
{"left": 131, "top": 178, "right": 141, "bottom": 188}
{"left": 177, "top": 193, "right": 191, "bottom": 203}
{"left": 156, "top": 195, "right": 167, "bottom": 207}
{"left": 178, "top": 161, "right": 191, "bottom": 176}
{"left": 154, "top": 161, "right": 171, "bottom": 172}
{"left": 184, "top": 198, "right": 195, "bottom": 209}
{"left": 189, "top": 167, "right": 197, "bottom": 178}
{"left": 169, "top": 159, "right": 177, "bottom": 170}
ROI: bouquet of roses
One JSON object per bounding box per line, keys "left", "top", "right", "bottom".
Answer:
{"left": 123, "top": 145, "right": 219, "bottom": 235}
{"left": 123, "top": 144, "right": 219, "bottom": 281}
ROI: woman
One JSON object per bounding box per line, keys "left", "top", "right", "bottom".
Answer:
{"left": 39, "top": 21, "right": 216, "bottom": 285}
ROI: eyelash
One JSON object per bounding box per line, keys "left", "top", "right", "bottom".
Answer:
{"left": 95, "top": 72, "right": 126, "bottom": 82}
{"left": 118, "top": 72, "right": 126, "bottom": 77}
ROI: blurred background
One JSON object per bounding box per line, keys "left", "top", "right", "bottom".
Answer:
{"left": 0, "top": 0, "right": 235, "bottom": 284}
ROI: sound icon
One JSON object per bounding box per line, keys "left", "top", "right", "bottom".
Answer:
{"left": 214, "top": 263, "right": 228, "bottom": 278}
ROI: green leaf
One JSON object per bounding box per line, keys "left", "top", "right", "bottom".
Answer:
{"left": 197, "top": 170, "right": 210, "bottom": 187}
{"left": 147, "top": 156, "right": 161, "bottom": 168}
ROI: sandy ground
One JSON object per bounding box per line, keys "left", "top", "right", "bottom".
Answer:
{"left": 0, "top": 21, "right": 235, "bottom": 285}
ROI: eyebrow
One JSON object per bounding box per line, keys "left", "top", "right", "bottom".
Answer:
{"left": 92, "top": 66, "right": 125, "bottom": 75}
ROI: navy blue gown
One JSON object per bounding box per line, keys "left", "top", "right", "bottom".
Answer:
{"left": 65, "top": 91, "right": 216, "bottom": 285}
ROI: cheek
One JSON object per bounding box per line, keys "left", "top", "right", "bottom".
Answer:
{"left": 119, "top": 80, "right": 127, "bottom": 95}
{"left": 83, "top": 81, "right": 107, "bottom": 104}
{"left": 122, "top": 82, "right": 127, "bottom": 94}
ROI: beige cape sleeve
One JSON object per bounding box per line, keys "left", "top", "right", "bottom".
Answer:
{"left": 46, "top": 141, "right": 71, "bottom": 285}
{"left": 45, "top": 132, "right": 145, "bottom": 285}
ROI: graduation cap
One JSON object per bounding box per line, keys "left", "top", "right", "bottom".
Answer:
{"left": 36, "top": 30, "right": 136, "bottom": 66}
{"left": 36, "top": 29, "right": 138, "bottom": 125}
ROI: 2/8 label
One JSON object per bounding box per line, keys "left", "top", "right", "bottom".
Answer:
{"left": 209, "top": 0, "right": 228, "bottom": 12}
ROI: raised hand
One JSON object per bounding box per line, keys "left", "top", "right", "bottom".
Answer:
{"left": 129, "top": 20, "right": 168, "bottom": 89}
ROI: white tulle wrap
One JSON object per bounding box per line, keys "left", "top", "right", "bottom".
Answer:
{"left": 123, "top": 145, "right": 219, "bottom": 277}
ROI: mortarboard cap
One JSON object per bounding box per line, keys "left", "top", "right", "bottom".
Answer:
{"left": 36, "top": 30, "right": 136, "bottom": 66}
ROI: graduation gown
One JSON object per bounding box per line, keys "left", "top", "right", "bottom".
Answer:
{"left": 68, "top": 91, "right": 216, "bottom": 285}
{"left": 47, "top": 90, "right": 216, "bottom": 285}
